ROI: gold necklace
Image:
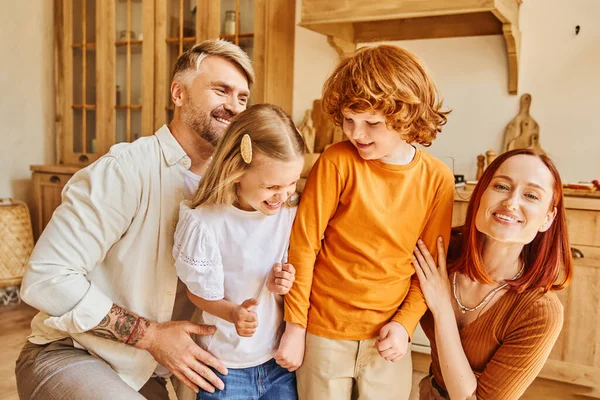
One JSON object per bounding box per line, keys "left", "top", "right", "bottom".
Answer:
{"left": 452, "top": 264, "right": 524, "bottom": 314}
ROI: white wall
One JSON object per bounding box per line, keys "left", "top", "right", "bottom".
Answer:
{"left": 0, "top": 1, "right": 55, "bottom": 207}
{"left": 292, "top": 0, "right": 339, "bottom": 126}
{"left": 292, "top": 0, "right": 600, "bottom": 183}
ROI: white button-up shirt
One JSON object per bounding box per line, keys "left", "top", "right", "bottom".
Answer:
{"left": 21, "top": 125, "right": 194, "bottom": 390}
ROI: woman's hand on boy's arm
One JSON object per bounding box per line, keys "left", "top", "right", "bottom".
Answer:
{"left": 267, "top": 263, "right": 296, "bottom": 295}
{"left": 376, "top": 321, "right": 409, "bottom": 362}
{"left": 413, "top": 237, "right": 453, "bottom": 318}
{"left": 275, "top": 322, "right": 306, "bottom": 372}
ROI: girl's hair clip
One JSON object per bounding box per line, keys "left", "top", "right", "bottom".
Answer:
{"left": 241, "top": 134, "right": 253, "bottom": 164}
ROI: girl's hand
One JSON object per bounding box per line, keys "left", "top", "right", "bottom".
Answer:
{"left": 413, "top": 236, "right": 453, "bottom": 317}
{"left": 274, "top": 322, "right": 306, "bottom": 372}
{"left": 266, "top": 263, "right": 296, "bottom": 295}
{"left": 231, "top": 298, "right": 259, "bottom": 337}
{"left": 376, "top": 321, "right": 409, "bottom": 362}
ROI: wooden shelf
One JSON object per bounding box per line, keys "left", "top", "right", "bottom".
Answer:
{"left": 115, "top": 40, "right": 143, "bottom": 46}
{"left": 115, "top": 105, "right": 143, "bottom": 110}
{"left": 220, "top": 33, "right": 255, "bottom": 40}
{"left": 30, "top": 164, "right": 83, "bottom": 174}
{"left": 300, "top": 0, "right": 522, "bottom": 94}
{"left": 116, "top": 45, "right": 142, "bottom": 55}
{"left": 72, "top": 43, "right": 96, "bottom": 50}
{"left": 165, "top": 37, "right": 196, "bottom": 44}
{"left": 72, "top": 104, "right": 97, "bottom": 110}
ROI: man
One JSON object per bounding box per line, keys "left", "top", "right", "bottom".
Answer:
{"left": 16, "top": 39, "right": 254, "bottom": 400}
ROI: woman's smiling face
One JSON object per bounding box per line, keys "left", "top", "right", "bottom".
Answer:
{"left": 475, "top": 154, "right": 557, "bottom": 245}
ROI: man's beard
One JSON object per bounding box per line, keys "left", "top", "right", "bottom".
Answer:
{"left": 180, "top": 98, "right": 234, "bottom": 146}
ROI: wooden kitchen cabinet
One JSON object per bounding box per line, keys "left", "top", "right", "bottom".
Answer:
{"left": 156, "top": 0, "right": 296, "bottom": 126}
{"left": 30, "top": 165, "right": 81, "bottom": 240}
{"left": 451, "top": 191, "right": 600, "bottom": 397}
{"left": 56, "top": 0, "right": 294, "bottom": 167}
{"left": 55, "top": 0, "right": 156, "bottom": 166}
{"left": 33, "top": 0, "right": 295, "bottom": 239}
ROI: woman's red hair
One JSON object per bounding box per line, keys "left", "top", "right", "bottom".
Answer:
{"left": 449, "top": 149, "right": 573, "bottom": 292}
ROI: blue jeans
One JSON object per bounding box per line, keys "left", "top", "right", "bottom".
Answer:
{"left": 199, "top": 358, "right": 297, "bottom": 400}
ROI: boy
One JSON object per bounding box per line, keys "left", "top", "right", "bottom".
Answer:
{"left": 275, "top": 45, "right": 454, "bottom": 400}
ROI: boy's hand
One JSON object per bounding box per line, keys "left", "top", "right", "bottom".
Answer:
{"left": 376, "top": 321, "right": 409, "bottom": 362}
{"left": 266, "top": 263, "right": 296, "bottom": 295}
{"left": 274, "top": 322, "right": 306, "bottom": 372}
{"left": 231, "top": 298, "right": 259, "bottom": 337}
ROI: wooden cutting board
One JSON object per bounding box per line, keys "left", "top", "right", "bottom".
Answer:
{"left": 503, "top": 93, "right": 546, "bottom": 154}
{"left": 312, "top": 99, "right": 345, "bottom": 153}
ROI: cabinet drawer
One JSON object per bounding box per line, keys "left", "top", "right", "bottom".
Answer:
{"left": 569, "top": 245, "right": 600, "bottom": 265}
{"left": 31, "top": 172, "right": 74, "bottom": 240}
{"left": 566, "top": 210, "right": 600, "bottom": 248}
{"left": 35, "top": 172, "right": 72, "bottom": 187}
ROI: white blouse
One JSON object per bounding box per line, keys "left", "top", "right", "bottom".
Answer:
{"left": 173, "top": 202, "right": 296, "bottom": 368}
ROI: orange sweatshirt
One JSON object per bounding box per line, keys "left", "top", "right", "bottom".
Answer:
{"left": 421, "top": 289, "right": 563, "bottom": 399}
{"left": 284, "top": 141, "right": 454, "bottom": 340}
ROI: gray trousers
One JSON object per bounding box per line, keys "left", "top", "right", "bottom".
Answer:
{"left": 15, "top": 339, "right": 171, "bottom": 400}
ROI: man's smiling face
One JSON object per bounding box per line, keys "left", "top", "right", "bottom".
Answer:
{"left": 180, "top": 55, "right": 250, "bottom": 145}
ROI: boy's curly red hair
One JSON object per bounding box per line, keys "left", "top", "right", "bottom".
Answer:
{"left": 322, "top": 45, "right": 450, "bottom": 147}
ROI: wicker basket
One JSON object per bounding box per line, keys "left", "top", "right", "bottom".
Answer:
{"left": 0, "top": 198, "right": 34, "bottom": 288}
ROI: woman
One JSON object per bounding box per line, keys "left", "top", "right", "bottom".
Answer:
{"left": 413, "top": 149, "right": 573, "bottom": 400}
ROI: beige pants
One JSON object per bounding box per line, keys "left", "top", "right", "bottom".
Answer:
{"left": 297, "top": 332, "right": 413, "bottom": 400}
{"left": 15, "top": 338, "right": 172, "bottom": 400}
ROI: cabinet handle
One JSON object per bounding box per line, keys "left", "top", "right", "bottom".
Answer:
{"left": 49, "top": 175, "right": 61, "bottom": 184}
{"left": 79, "top": 154, "right": 89, "bottom": 163}
{"left": 571, "top": 247, "right": 584, "bottom": 259}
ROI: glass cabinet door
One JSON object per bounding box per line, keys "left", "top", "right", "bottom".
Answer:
{"left": 58, "top": 0, "right": 155, "bottom": 165}
{"left": 112, "top": 0, "right": 154, "bottom": 145}
{"left": 219, "top": 0, "right": 254, "bottom": 59}
{"left": 67, "top": 0, "right": 98, "bottom": 165}
{"left": 154, "top": 0, "right": 257, "bottom": 130}
{"left": 57, "top": 0, "right": 294, "bottom": 164}
{"left": 155, "top": 0, "right": 198, "bottom": 127}
{"left": 220, "top": 0, "right": 254, "bottom": 104}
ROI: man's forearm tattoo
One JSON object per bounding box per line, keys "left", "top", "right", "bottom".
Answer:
{"left": 89, "top": 304, "right": 150, "bottom": 346}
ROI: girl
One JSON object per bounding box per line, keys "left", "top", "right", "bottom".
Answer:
{"left": 173, "top": 104, "right": 305, "bottom": 399}
{"left": 413, "top": 149, "right": 573, "bottom": 400}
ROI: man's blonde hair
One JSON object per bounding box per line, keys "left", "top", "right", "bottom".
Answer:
{"left": 322, "top": 44, "right": 450, "bottom": 147}
{"left": 190, "top": 104, "right": 305, "bottom": 208}
{"left": 172, "top": 39, "right": 255, "bottom": 87}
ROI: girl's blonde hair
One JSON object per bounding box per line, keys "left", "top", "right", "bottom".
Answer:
{"left": 190, "top": 104, "right": 305, "bottom": 209}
